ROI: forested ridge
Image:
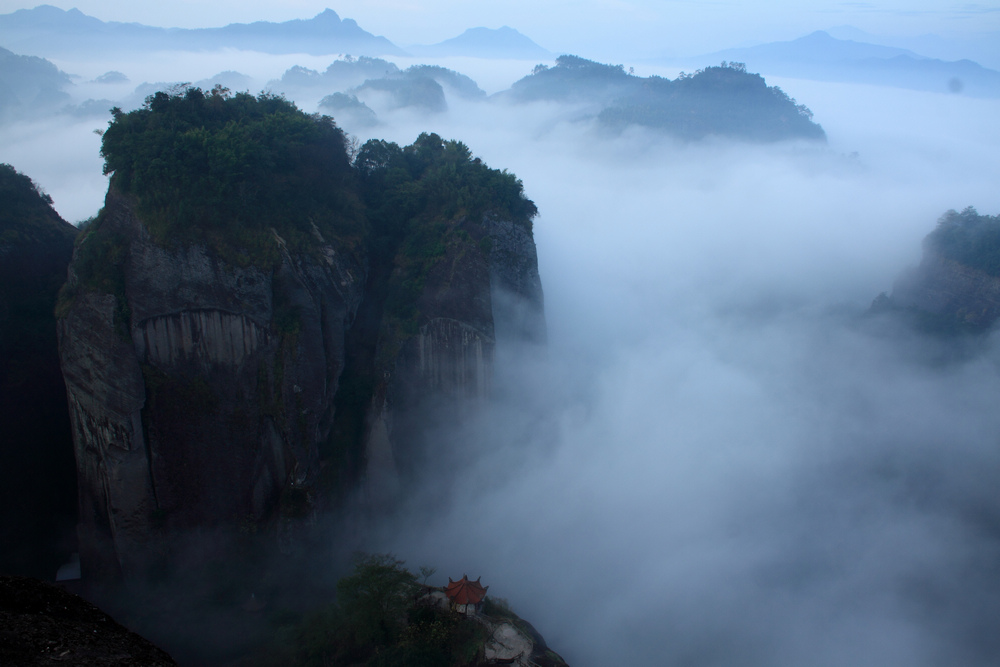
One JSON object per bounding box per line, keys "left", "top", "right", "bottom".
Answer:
{"left": 925, "top": 206, "right": 1000, "bottom": 276}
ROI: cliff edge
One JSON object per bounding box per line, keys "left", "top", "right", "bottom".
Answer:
{"left": 0, "top": 164, "right": 78, "bottom": 579}
{"left": 56, "top": 89, "right": 544, "bottom": 582}
{"left": 875, "top": 207, "right": 1000, "bottom": 333}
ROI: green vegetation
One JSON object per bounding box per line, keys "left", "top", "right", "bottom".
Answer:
{"left": 508, "top": 56, "right": 824, "bottom": 141}
{"left": 508, "top": 54, "right": 635, "bottom": 103}
{"left": 869, "top": 206, "right": 1000, "bottom": 336}
{"left": 0, "top": 161, "right": 77, "bottom": 372}
{"left": 323, "top": 132, "right": 536, "bottom": 484}
{"left": 0, "top": 163, "right": 73, "bottom": 246}
{"left": 99, "top": 86, "right": 364, "bottom": 263}
{"left": 359, "top": 131, "right": 534, "bottom": 362}
{"left": 65, "top": 85, "right": 538, "bottom": 511}
{"left": 602, "top": 62, "right": 825, "bottom": 141}
{"left": 926, "top": 206, "right": 1000, "bottom": 277}
{"left": 254, "top": 554, "right": 489, "bottom": 667}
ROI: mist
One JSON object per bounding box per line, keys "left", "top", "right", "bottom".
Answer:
{"left": 4, "top": 44, "right": 1000, "bottom": 666}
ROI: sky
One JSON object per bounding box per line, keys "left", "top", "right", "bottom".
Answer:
{"left": 2, "top": 0, "right": 1000, "bottom": 58}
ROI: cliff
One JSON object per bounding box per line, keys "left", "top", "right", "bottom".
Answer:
{"left": 58, "top": 188, "right": 365, "bottom": 579}
{"left": 877, "top": 207, "right": 1000, "bottom": 332}
{"left": 0, "top": 164, "right": 78, "bottom": 579}
{"left": 890, "top": 248, "right": 1000, "bottom": 328}
{"left": 346, "top": 135, "right": 544, "bottom": 503}
{"left": 56, "top": 90, "right": 543, "bottom": 583}
{"left": 364, "top": 212, "right": 544, "bottom": 499}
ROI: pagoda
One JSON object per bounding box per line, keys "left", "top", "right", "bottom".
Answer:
{"left": 444, "top": 574, "right": 488, "bottom": 615}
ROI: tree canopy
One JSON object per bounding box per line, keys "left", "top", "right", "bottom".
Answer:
{"left": 508, "top": 56, "right": 824, "bottom": 141}
{"left": 99, "top": 86, "right": 363, "bottom": 256}
{"left": 926, "top": 206, "right": 1000, "bottom": 276}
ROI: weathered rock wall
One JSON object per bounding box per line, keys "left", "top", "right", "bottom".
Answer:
{"left": 0, "top": 172, "right": 79, "bottom": 579}
{"left": 485, "top": 215, "right": 545, "bottom": 344}
{"left": 58, "top": 191, "right": 365, "bottom": 578}
{"left": 891, "top": 247, "right": 1000, "bottom": 328}
{"left": 363, "top": 215, "right": 544, "bottom": 501}
{"left": 57, "top": 192, "right": 545, "bottom": 574}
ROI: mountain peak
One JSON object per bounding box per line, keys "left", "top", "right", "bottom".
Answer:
{"left": 313, "top": 8, "right": 342, "bottom": 22}
{"left": 411, "top": 25, "right": 551, "bottom": 59}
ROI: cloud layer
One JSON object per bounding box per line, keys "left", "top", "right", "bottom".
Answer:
{"left": 4, "top": 49, "right": 1000, "bottom": 665}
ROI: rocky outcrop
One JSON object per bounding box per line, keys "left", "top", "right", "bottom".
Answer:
{"left": 55, "top": 104, "right": 545, "bottom": 583}
{"left": 889, "top": 247, "right": 1000, "bottom": 329}
{"left": 58, "top": 201, "right": 544, "bottom": 577}
{"left": 58, "top": 190, "right": 365, "bottom": 579}
{"left": 0, "top": 575, "right": 177, "bottom": 666}
{"left": 0, "top": 164, "right": 78, "bottom": 579}
{"left": 363, "top": 213, "right": 544, "bottom": 500}
{"left": 485, "top": 214, "right": 546, "bottom": 345}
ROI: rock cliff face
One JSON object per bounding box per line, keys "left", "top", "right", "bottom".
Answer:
{"left": 0, "top": 164, "right": 78, "bottom": 579}
{"left": 890, "top": 247, "right": 1000, "bottom": 329}
{"left": 878, "top": 208, "right": 1000, "bottom": 332}
{"left": 59, "top": 189, "right": 366, "bottom": 579}
{"left": 362, "top": 213, "right": 544, "bottom": 501}
{"left": 56, "top": 97, "right": 544, "bottom": 581}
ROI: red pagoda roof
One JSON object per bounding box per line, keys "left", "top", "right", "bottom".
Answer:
{"left": 444, "top": 575, "right": 488, "bottom": 605}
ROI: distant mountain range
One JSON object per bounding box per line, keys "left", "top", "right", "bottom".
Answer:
{"left": 0, "top": 5, "right": 404, "bottom": 56}
{"left": 691, "top": 30, "right": 1000, "bottom": 98}
{"left": 407, "top": 26, "right": 551, "bottom": 59}
{"left": 0, "top": 6, "right": 552, "bottom": 61}
{"left": 3, "top": 6, "right": 996, "bottom": 99}
{"left": 0, "top": 44, "right": 71, "bottom": 119}
{"left": 824, "top": 25, "right": 1000, "bottom": 71}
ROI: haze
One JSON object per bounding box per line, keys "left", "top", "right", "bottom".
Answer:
{"left": 2, "top": 0, "right": 999, "bottom": 58}
{"left": 3, "top": 3, "right": 1000, "bottom": 665}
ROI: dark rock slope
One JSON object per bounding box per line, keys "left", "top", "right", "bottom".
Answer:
{"left": 56, "top": 90, "right": 544, "bottom": 581}
{"left": 875, "top": 207, "right": 1000, "bottom": 332}
{"left": 0, "top": 164, "right": 78, "bottom": 579}
{"left": 0, "top": 575, "right": 177, "bottom": 666}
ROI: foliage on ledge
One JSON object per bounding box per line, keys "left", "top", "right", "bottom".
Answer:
{"left": 925, "top": 206, "right": 1000, "bottom": 277}
{"left": 98, "top": 86, "right": 364, "bottom": 263}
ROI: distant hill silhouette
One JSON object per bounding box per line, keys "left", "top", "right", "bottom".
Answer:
{"left": 0, "top": 45, "right": 72, "bottom": 120}
{"left": 0, "top": 5, "right": 404, "bottom": 57}
{"left": 824, "top": 25, "right": 1000, "bottom": 71}
{"left": 408, "top": 26, "right": 551, "bottom": 59}
{"left": 692, "top": 30, "right": 1000, "bottom": 98}
{"left": 500, "top": 55, "right": 826, "bottom": 142}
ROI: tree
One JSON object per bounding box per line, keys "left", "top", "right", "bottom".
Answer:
{"left": 336, "top": 553, "right": 419, "bottom": 649}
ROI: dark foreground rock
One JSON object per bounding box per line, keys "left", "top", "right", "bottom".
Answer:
{"left": 0, "top": 576, "right": 176, "bottom": 666}
{"left": 0, "top": 164, "right": 78, "bottom": 579}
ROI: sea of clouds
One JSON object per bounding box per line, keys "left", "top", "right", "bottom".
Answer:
{"left": 4, "top": 47, "right": 1000, "bottom": 666}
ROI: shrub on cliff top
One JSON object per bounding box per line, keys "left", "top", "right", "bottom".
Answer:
{"left": 99, "top": 86, "right": 364, "bottom": 258}
{"left": 926, "top": 206, "right": 1000, "bottom": 277}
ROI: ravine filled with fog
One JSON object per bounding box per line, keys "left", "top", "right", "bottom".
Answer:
{"left": 3, "top": 7, "right": 1000, "bottom": 665}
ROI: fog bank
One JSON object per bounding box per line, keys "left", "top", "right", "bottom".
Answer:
{"left": 361, "top": 76, "right": 1000, "bottom": 666}
{"left": 3, "top": 48, "right": 1000, "bottom": 665}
